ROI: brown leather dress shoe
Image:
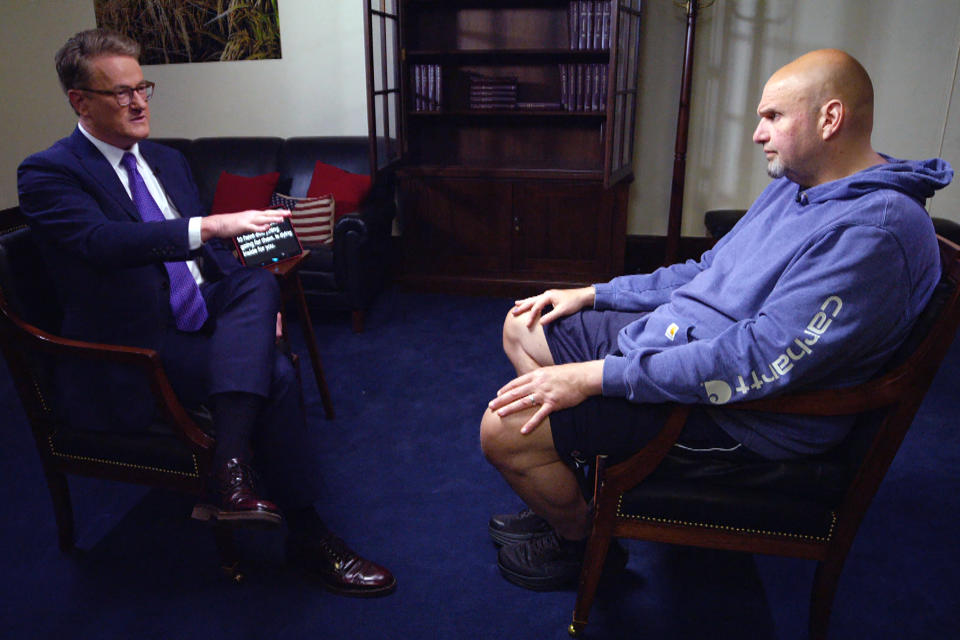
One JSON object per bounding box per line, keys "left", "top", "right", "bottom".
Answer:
{"left": 286, "top": 531, "right": 397, "bottom": 597}
{"left": 191, "top": 458, "right": 282, "bottom": 527}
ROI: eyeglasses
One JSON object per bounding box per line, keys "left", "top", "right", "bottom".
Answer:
{"left": 78, "top": 81, "right": 155, "bottom": 107}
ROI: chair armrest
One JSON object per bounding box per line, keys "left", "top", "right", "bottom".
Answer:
{"left": 600, "top": 405, "right": 692, "bottom": 494}
{"left": 0, "top": 310, "right": 213, "bottom": 451}
{"left": 725, "top": 373, "right": 912, "bottom": 416}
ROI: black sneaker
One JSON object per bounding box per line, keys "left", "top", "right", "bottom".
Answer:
{"left": 488, "top": 508, "right": 553, "bottom": 546}
{"left": 497, "top": 530, "right": 628, "bottom": 591}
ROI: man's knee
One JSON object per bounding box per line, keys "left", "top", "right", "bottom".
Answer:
{"left": 480, "top": 408, "right": 543, "bottom": 471}
{"left": 501, "top": 309, "right": 525, "bottom": 355}
{"left": 502, "top": 310, "right": 552, "bottom": 370}
{"left": 226, "top": 266, "right": 281, "bottom": 310}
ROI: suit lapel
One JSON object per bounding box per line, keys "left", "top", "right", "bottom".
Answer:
{"left": 66, "top": 128, "right": 141, "bottom": 221}
{"left": 140, "top": 143, "right": 197, "bottom": 220}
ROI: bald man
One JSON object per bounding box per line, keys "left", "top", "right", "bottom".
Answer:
{"left": 481, "top": 49, "right": 954, "bottom": 591}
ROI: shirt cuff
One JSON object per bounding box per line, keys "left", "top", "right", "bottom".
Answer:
{"left": 601, "top": 354, "right": 629, "bottom": 397}
{"left": 188, "top": 217, "right": 203, "bottom": 250}
{"left": 593, "top": 283, "right": 616, "bottom": 310}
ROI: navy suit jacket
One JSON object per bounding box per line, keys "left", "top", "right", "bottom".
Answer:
{"left": 17, "top": 128, "right": 243, "bottom": 429}
{"left": 17, "top": 127, "right": 240, "bottom": 351}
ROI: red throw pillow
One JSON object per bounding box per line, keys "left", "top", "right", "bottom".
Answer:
{"left": 211, "top": 171, "right": 281, "bottom": 214}
{"left": 305, "top": 161, "right": 372, "bottom": 218}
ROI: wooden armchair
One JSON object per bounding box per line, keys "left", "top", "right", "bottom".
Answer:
{"left": 0, "top": 207, "right": 240, "bottom": 579}
{"left": 569, "top": 235, "right": 960, "bottom": 639}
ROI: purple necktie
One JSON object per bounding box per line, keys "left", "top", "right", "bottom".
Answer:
{"left": 121, "top": 152, "right": 208, "bottom": 332}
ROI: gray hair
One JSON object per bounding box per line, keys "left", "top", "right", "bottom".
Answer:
{"left": 55, "top": 28, "right": 140, "bottom": 93}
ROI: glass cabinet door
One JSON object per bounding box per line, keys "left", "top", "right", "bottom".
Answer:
{"left": 364, "top": 0, "right": 403, "bottom": 178}
{"left": 604, "top": 0, "right": 642, "bottom": 187}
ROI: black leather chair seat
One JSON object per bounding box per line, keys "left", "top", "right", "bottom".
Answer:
{"left": 49, "top": 428, "right": 202, "bottom": 479}
{"left": 618, "top": 451, "right": 850, "bottom": 541}
{"left": 618, "top": 480, "right": 838, "bottom": 541}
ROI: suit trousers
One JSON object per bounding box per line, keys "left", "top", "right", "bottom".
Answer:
{"left": 160, "top": 266, "right": 322, "bottom": 509}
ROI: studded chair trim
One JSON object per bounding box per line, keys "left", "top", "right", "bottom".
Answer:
{"left": 616, "top": 495, "right": 838, "bottom": 543}
{"left": 47, "top": 434, "right": 202, "bottom": 479}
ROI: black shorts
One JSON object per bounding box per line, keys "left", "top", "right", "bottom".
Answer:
{"left": 543, "top": 308, "right": 759, "bottom": 467}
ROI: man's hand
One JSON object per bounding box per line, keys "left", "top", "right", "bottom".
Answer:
{"left": 488, "top": 360, "right": 604, "bottom": 435}
{"left": 276, "top": 312, "right": 283, "bottom": 340}
{"left": 510, "top": 286, "right": 596, "bottom": 328}
{"left": 200, "top": 209, "right": 291, "bottom": 242}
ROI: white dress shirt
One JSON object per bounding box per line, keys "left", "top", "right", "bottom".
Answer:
{"left": 78, "top": 122, "right": 206, "bottom": 286}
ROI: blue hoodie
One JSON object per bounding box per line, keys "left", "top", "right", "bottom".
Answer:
{"left": 594, "top": 157, "right": 954, "bottom": 459}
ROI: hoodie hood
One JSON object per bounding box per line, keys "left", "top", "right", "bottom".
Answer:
{"left": 798, "top": 156, "right": 953, "bottom": 206}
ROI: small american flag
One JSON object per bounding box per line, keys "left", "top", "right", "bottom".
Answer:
{"left": 270, "top": 192, "right": 335, "bottom": 246}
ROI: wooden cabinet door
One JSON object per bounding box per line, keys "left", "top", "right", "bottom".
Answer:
{"left": 511, "top": 181, "right": 620, "bottom": 279}
{"left": 399, "top": 177, "right": 513, "bottom": 275}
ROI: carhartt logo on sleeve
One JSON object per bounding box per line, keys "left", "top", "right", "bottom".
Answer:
{"left": 665, "top": 322, "right": 679, "bottom": 341}
{"left": 703, "top": 295, "right": 842, "bottom": 405}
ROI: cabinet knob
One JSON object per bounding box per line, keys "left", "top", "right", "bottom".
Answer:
{"left": 513, "top": 215, "right": 520, "bottom": 232}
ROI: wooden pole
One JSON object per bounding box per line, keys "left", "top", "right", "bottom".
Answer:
{"left": 664, "top": 0, "right": 699, "bottom": 266}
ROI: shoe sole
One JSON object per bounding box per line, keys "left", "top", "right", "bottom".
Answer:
{"left": 496, "top": 544, "right": 630, "bottom": 592}
{"left": 288, "top": 562, "right": 398, "bottom": 598}
{"left": 191, "top": 503, "right": 283, "bottom": 528}
{"left": 317, "top": 576, "right": 398, "bottom": 598}
{"left": 497, "top": 561, "right": 578, "bottom": 591}
{"left": 488, "top": 525, "right": 553, "bottom": 547}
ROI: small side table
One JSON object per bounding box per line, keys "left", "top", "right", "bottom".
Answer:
{"left": 265, "top": 250, "right": 335, "bottom": 419}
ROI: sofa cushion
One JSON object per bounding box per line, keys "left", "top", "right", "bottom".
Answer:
{"left": 306, "top": 161, "right": 372, "bottom": 217}
{"left": 211, "top": 171, "right": 280, "bottom": 214}
{"left": 279, "top": 137, "right": 371, "bottom": 197}
{"left": 270, "top": 193, "right": 335, "bottom": 246}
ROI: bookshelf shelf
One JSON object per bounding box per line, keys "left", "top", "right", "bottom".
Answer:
{"left": 405, "top": 49, "right": 611, "bottom": 63}
{"left": 407, "top": 109, "right": 606, "bottom": 118}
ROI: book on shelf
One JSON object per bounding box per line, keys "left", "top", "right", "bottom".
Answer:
{"left": 469, "top": 87, "right": 518, "bottom": 95}
{"left": 414, "top": 65, "right": 421, "bottom": 111}
{"left": 579, "top": 1, "right": 590, "bottom": 49}
{"left": 515, "top": 101, "right": 564, "bottom": 111}
{"left": 559, "top": 62, "right": 608, "bottom": 112}
{"left": 470, "top": 96, "right": 517, "bottom": 104}
{"left": 569, "top": 2, "right": 580, "bottom": 50}
{"left": 560, "top": 63, "right": 569, "bottom": 109}
{"left": 600, "top": 1, "right": 611, "bottom": 49}
{"left": 568, "top": 1, "right": 612, "bottom": 52}
{"left": 412, "top": 64, "right": 442, "bottom": 112}
{"left": 588, "top": 63, "right": 596, "bottom": 111}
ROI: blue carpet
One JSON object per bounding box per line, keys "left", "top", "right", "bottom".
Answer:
{"left": 0, "top": 288, "right": 958, "bottom": 639}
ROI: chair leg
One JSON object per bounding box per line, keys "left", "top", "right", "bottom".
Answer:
{"left": 809, "top": 558, "right": 844, "bottom": 640}
{"left": 213, "top": 523, "right": 244, "bottom": 583}
{"left": 569, "top": 528, "right": 614, "bottom": 636}
{"left": 44, "top": 470, "right": 75, "bottom": 552}
{"left": 351, "top": 309, "right": 364, "bottom": 333}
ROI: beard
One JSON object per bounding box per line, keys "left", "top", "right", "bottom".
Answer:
{"left": 766, "top": 155, "right": 786, "bottom": 179}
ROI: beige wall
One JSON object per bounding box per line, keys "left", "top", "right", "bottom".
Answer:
{"left": 0, "top": 0, "right": 367, "bottom": 206}
{"left": 3, "top": 0, "right": 959, "bottom": 236}
{"left": 637, "top": 0, "right": 960, "bottom": 236}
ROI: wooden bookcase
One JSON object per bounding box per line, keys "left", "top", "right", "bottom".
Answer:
{"left": 364, "top": 0, "right": 642, "bottom": 295}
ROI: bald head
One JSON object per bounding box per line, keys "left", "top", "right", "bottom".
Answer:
{"left": 771, "top": 49, "right": 875, "bottom": 138}
{"left": 753, "top": 49, "right": 884, "bottom": 186}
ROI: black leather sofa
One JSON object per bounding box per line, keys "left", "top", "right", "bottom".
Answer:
{"left": 152, "top": 136, "right": 395, "bottom": 332}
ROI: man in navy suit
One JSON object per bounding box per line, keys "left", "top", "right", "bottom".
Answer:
{"left": 18, "top": 28, "right": 395, "bottom": 597}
